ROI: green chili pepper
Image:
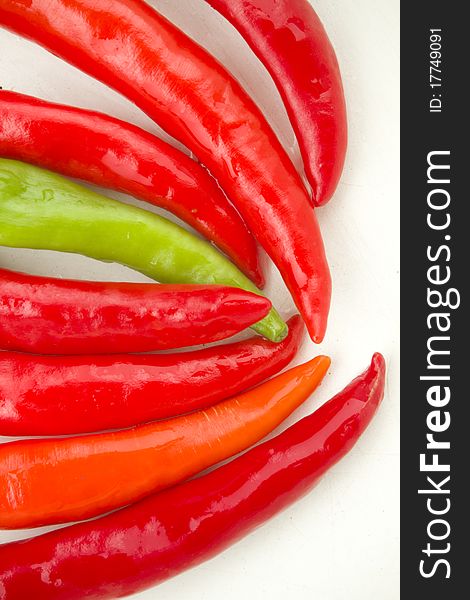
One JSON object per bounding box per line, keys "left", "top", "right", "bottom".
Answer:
{"left": 0, "top": 159, "right": 287, "bottom": 342}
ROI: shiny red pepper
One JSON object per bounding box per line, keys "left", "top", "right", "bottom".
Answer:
{"left": 0, "top": 0, "right": 332, "bottom": 343}
{"left": 0, "top": 315, "right": 303, "bottom": 436}
{"left": 204, "top": 0, "right": 348, "bottom": 206}
{"left": 0, "top": 354, "right": 384, "bottom": 599}
{"left": 0, "top": 267, "right": 271, "bottom": 355}
{"left": 0, "top": 90, "right": 262, "bottom": 285}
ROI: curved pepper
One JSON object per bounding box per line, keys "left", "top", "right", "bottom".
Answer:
{"left": 0, "top": 0, "right": 332, "bottom": 342}
{"left": 0, "top": 315, "right": 304, "bottom": 436}
{"left": 0, "top": 354, "right": 384, "bottom": 599}
{"left": 0, "top": 267, "right": 271, "bottom": 355}
{"left": 0, "top": 354, "right": 330, "bottom": 529}
{"left": 0, "top": 159, "right": 286, "bottom": 342}
{"left": 0, "top": 90, "right": 263, "bottom": 285}
{"left": 204, "top": 0, "right": 348, "bottom": 206}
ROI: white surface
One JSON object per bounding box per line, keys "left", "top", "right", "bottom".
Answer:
{"left": 0, "top": 0, "right": 400, "bottom": 598}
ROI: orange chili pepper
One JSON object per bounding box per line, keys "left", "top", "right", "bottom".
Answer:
{"left": 0, "top": 355, "right": 330, "bottom": 530}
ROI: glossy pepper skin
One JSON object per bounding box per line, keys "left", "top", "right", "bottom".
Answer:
{"left": 0, "top": 315, "right": 304, "bottom": 436}
{"left": 0, "top": 0, "right": 331, "bottom": 343}
{"left": 0, "top": 159, "right": 287, "bottom": 342}
{"left": 204, "top": 0, "right": 348, "bottom": 206}
{"left": 0, "top": 354, "right": 384, "bottom": 599}
{"left": 0, "top": 90, "right": 263, "bottom": 285}
{"left": 0, "top": 267, "right": 271, "bottom": 355}
{"left": 0, "top": 355, "right": 330, "bottom": 529}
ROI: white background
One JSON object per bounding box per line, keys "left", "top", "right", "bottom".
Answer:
{"left": 0, "top": 1, "right": 400, "bottom": 598}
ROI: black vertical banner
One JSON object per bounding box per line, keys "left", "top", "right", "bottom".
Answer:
{"left": 401, "top": 1, "right": 466, "bottom": 597}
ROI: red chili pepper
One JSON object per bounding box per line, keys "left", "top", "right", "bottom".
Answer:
{"left": 0, "top": 354, "right": 384, "bottom": 599}
{"left": 0, "top": 355, "right": 330, "bottom": 529}
{"left": 204, "top": 0, "right": 348, "bottom": 207}
{"left": 0, "top": 315, "right": 303, "bottom": 436}
{"left": 0, "top": 90, "right": 262, "bottom": 285}
{"left": 0, "top": 0, "right": 332, "bottom": 343}
{"left": 0, "top": 267, "right": 271, "bottom": 355}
